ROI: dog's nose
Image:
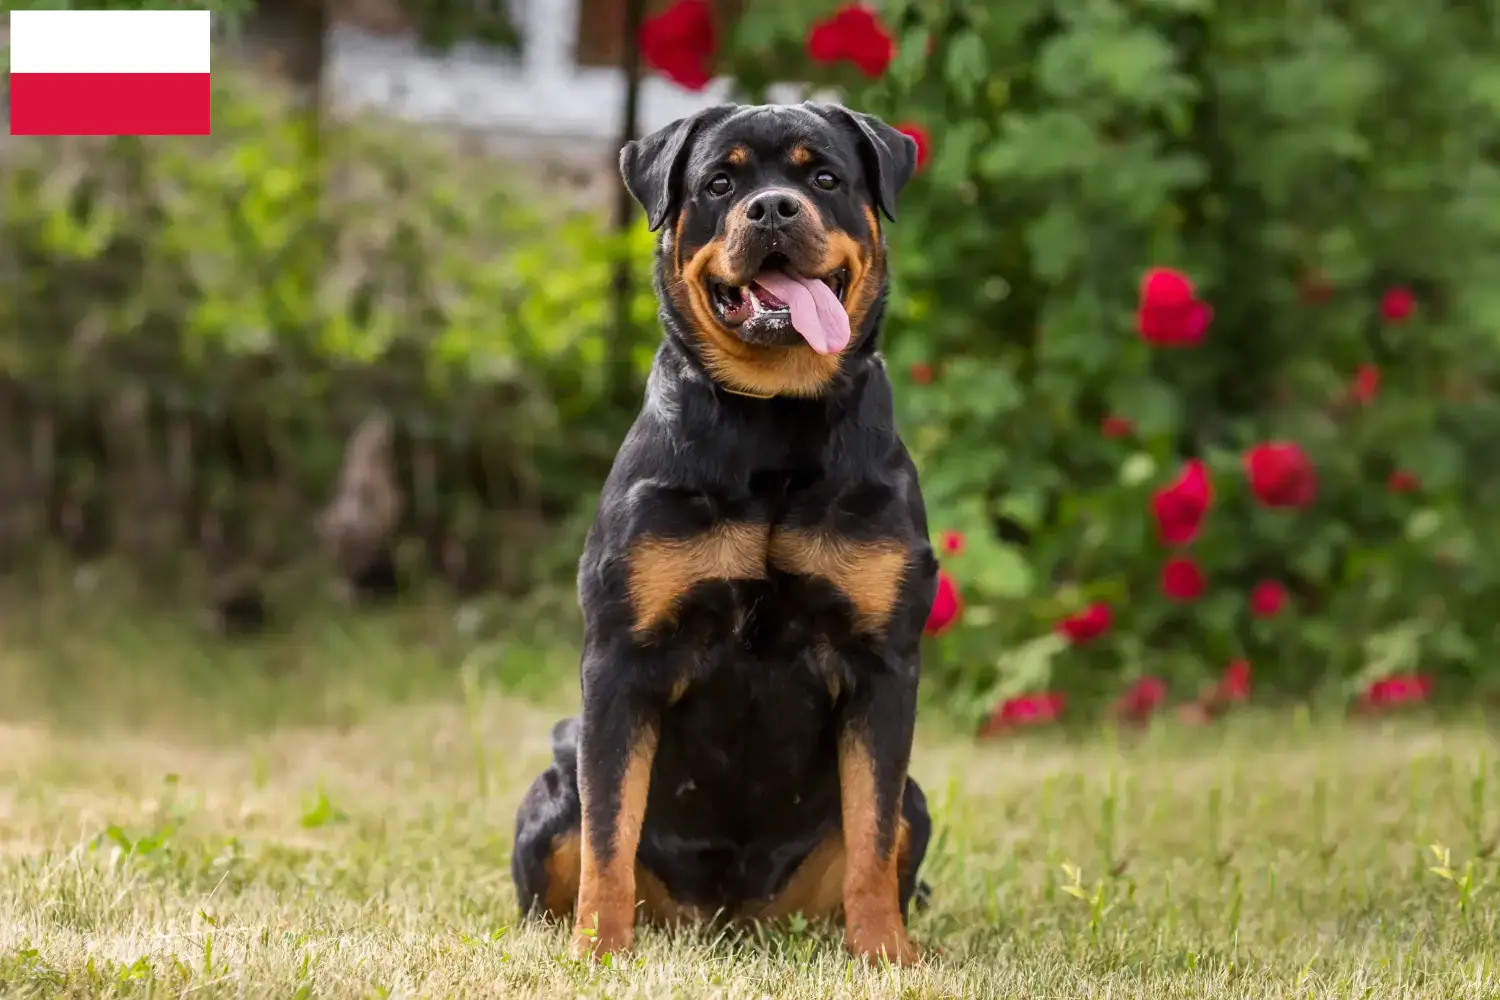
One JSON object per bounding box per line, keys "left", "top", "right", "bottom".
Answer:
{"left": 743, "top": 190, "right": 802, "bottom": 227}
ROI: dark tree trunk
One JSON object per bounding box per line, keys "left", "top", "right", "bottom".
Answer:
{"left": 609, "top": 0, "right": 647, "bottom": 410}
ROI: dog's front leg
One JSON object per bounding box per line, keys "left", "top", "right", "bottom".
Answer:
{"left": 570, "top": 493, "right": 771, "bottom": 958}
{"left": 572, "top": 653, "right": 659, "bottom": 959}
{"left": 838, "top": 659, "right": 922, "bottom": 965}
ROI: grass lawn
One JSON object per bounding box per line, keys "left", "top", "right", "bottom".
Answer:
{"left": 1, "top": 588, "right": 1497, "bottom": 998}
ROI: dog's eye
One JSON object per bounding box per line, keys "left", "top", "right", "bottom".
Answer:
{"left": 812, "top": 170, "right": 839, "bottom": 191}
{"left": 706, "top": 174, "right": 733, "bottom": 197}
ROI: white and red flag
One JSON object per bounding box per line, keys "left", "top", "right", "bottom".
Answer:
{"left": 8, "top": 9, "right": 211, "bottom": 136}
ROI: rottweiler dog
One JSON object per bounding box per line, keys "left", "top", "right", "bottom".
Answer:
{"left": 511, "top": 101, "right": 937, "bottom": 965}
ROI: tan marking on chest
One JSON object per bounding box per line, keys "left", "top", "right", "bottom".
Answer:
{"left": 768, "top": 529, "right": 909, "bottom": 634}
{"left": 627, "top": 522, "right": 770, "bottom": 634}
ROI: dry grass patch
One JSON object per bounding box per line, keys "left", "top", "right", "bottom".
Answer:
{"left": 0, "top": 595, "right": 1497, "bottom": 997}
{"left": 1, "top": 691, "right": 1497, "bottom": 998}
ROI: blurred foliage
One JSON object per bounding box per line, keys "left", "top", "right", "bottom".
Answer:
{"left": 407, "top": 0, "right": 521, "bottom": 53}
{"left": 720, "top": 0, "right": 1500, "bottom": 722}
{"left": 0, "top": 69, "right": 657, "bottom": 600}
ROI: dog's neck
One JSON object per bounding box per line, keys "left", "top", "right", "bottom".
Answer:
{"left": 641, "top": 337, "right": 899, "bottom": 486}
{"left": 649, "top": 329, "right": 888, "bottom": 414}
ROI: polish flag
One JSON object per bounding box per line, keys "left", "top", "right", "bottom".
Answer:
{"left": 8, "top": 10, "right": 212, "bottom": 136}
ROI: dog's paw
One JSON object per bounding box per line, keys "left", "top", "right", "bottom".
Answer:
{"left": 846, "top": 930, "right": 924, "bottom": 966}
{"left": 569, "top": 923, "right": 634, "bottom": 962}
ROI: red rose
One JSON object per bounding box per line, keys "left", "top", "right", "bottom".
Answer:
{"left": 909, "top": 362, "right": 933, "bottom": 385}
{"left": 938, "top": 529, "right": 964, "bottom": 556}
{"left": 978, "top": 692, "right": 1066, "bottom": 737}
{"left": 924, "top": 570, "right": 961, "bottom": 635}
{"left": 1380, "top": 286, "right": 1415, "bottom": 323}
{"left": 1161, "top": 556, "right": 1206, "bottom": 602}
{"left": 1151, "top": 459, "right": 1212, "bottom": 546}
{"left": 894, "top": 122, "right": 929, "bottom": 171}
{"left": 1101, "top": 414, "right": 1134, "bottom": 439}
{"left": 1218, "top": 660, "right": 1252, "bottom": 703}
{"left": 806, "top": 4, "right": 894, "bottom": 78}
{"left": 806, "top": 15, "right": 844, "bottom": 62}
{"left": 1244, "top": 442, "right": 1317, "bottom": 509}
{"left": 1249, "top": 580, "right": 1287, "bottom": 619}
{"left": 1358, "top": 673, "right": 1432, "bottom": 711}
{"left": 1350, "top": 364, "right": 1380, "bottom": 406}
{"left": 1388, "top": 470, "right": 1420, "bottom": 494}
{"left": 1137, "top": 267, "right": 1213, "bottom": 347}
{"left": 638, "top": 0, "right": 716, "bottom": 91}
{"left": 1114, "top": 676, "right": 1167, "bottom": 723}
{"left": 1057, "top": 602, "right": 1111, "bottom": 644}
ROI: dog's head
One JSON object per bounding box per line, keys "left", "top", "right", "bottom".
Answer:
{"left": 621, "top": 102, "right": 917, "bottom": 398}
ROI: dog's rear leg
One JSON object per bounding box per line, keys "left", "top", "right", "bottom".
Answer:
{"left": 838, "top": 661, "right": 922, "bottom": 965}
{"left": 897, "top": 777, "right": 932, "bottom": 920}
{"left": 571, "top": 668, "right": 660, "bottom": 960}
{"left": 513, "top": 719, "right": 584, "bottom": 920}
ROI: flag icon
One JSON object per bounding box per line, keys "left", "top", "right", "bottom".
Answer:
{"left": 8, "top": 10, "right": 212, "bottom": 136}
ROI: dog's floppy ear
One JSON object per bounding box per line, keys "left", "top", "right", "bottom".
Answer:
{"left": 804, "top": 103, "right": 917, "bottom": 223}
{"left": 620, "top": 105, "right": 736, "bottom": 232}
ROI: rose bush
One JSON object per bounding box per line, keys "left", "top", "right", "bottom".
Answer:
{"left": 639, "top": 0, "right": 1500, "bottom": 727}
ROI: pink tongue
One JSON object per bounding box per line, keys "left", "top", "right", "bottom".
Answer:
{"left": 752, "top": 270, "right": 851, "bottom": 355}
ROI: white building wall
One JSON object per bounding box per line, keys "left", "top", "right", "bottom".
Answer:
{"left": 325, "top": 0, "right": 809, "bottom": 142}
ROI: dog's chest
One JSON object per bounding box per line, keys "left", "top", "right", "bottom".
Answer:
{"left": 620, "top": 466, "right": 917, "bottom": 651}
{"left": 725, "top": 570, "right": 839, "bottom": 643}
{"left": 670, "top": 548, "right": 860, "bottom": 649}
{"left": 687, "top": 494, "right": 911, "bottom": 650}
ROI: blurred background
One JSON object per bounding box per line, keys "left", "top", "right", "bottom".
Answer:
{"left": 4, "top": 0, "right": 1500, "bottom": 735}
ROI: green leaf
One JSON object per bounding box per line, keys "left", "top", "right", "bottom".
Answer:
{"left": 1397, "top": 437, "right": 1464, "bottom": 491}
{"left": 1108, "top": 376, "right": 1181, "bottom": 437}
{"left": 1404, "top": 508, "right": 1443, "bottom": 544}
{"left": 930, "top": 120, "right": 980, "bottom": 191}
{"left": 890, "top": 27, "right": 932, "bottom": 87}
{"left": 1036, "top": 27, "right": 1180, "bottom": 106}
{"left": 944, "top": 30, "right": 990, "bottom": 100}
{"left": 977, "top": 112, "right": 1098, "bottom": 182}
{"left": 991, "top": 632, "right": 1068, "bottom": 697}
{"left": 1138, "top": 0, "right": 1211, "bottom": 11}
{"left": 1026, "top": 202, "right": 1091, "bottom": 281}
{"left": 1120, "top": 452, "right": 1158, "bottom": 487}
{"left": 1094, "top": 30, "right": 1181, "bottom": 104}
{"left": 299, "top": 788, "right": 348, "bottom": 829}
{"left": 997, "top": 491, "right": 1046, "bottom": 531}
{"left": 975, "top": 543, "right": 1036, "bottom": 599}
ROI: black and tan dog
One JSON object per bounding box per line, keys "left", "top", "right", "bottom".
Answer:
{"left": 511, "top": 102, "right": 937, "bottom": 965}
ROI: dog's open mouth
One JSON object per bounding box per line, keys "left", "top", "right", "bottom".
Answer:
{"left": 708, "top": 254, "right": 852, "bottom": 355}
